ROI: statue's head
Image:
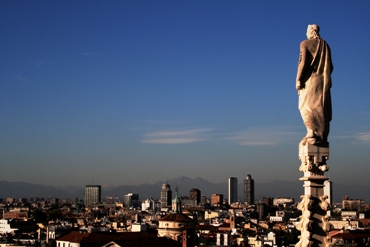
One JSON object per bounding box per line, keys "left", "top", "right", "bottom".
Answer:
{"left": 306, "top": 24, "right": 320, "bottom": 39}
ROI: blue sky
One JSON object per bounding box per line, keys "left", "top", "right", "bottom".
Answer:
{"left": 1, "top": 1, "right": 369, "bottom": 189}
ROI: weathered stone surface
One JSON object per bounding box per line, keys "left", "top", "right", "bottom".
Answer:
{"left": 299, "top": 142, "right": 329, "bottom": 174}
{"left": 296, "top": 24, "right": 333, "bottom": 147}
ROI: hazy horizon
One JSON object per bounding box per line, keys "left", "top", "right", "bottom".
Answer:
{"left": 2, "top": 177, "right": 370, "bottom": 203}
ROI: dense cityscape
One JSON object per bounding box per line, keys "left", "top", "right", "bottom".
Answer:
{"left": 1, "top": 174, "right": 369, "bottom": 247}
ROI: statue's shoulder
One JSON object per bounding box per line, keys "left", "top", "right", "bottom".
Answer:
{"left": 300, "top": 39, "right": 319, "bottom": 51}
{"left": 300, "top": 39, "right": 318, "bottom": 46}
{"left": 299, "top": 40, "right": 309, "bottom": 50}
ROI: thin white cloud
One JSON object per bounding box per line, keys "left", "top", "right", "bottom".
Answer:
{"left": 224, "top": 126, "right": 301, "bottom": 146}
{"left": 142, "top": 129, "right": 212, "bottom": 144}
{"left": 141, "top": 125, "right": 303, "bottom": 146}
{"left": 354, "top": 132, "right": 370, "bottom": 144}
{"left": 332, "top": 131, "right": 370, "bottom": 145}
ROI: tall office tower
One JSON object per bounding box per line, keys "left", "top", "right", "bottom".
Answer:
{"left": 160, "top": 182, "right": 172, "bottom": 209}
{"left": 189, "top": 188, "right": 201, "bottom": 205}
{"left": 124, "top": 193, "right": 139, "bottom": 208}
{"left": 244, "top": 173, "right": 255, "bottom": 204}
{"left": 84, "top": 185, "right": 101, "bottom": 206}
{"left": 228, "top": 177, "right": 238, "bottom": 205}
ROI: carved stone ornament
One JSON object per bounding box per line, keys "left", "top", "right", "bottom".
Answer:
{"left": 295, "top": 195, "right": 332, "bottom": 247}
{"left": 299, "top": 143, "right": 329, "bottom": 175}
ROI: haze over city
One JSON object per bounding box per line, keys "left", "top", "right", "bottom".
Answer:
{"left": 1, "top": 1, "right": 369, "bottom": 189}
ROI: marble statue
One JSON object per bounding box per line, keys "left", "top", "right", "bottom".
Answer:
{"left": 296, "top": 24, "right": 333, "bottom": 146}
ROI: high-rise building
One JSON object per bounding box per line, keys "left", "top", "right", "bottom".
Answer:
{"left": 244, "top": 173, "right": 254, "bottom": 204}
{"left": 84, "top": 185, "right": 101, "bottom": 206}
{"left": 124, "top": 193, "right": 139, "bottom": 208}
{"left": 160, "top": 182, "right": 172, "bottom": 209}
{"left": 189, "top": 188, "right": 201, "bottom": 205}
{"left": 228, "top": 177, "right": 238, "bottom": 204}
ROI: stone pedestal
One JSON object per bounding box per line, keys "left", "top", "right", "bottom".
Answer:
{"left": 296, "top": 143, "right": 332, "bottom": 247}
{"left": 298, "top": 143, "right": 329, "bottom": 175}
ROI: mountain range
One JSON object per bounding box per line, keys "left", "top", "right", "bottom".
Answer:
{"left": 1, "top": 176, "right": 369, "bottom": 203}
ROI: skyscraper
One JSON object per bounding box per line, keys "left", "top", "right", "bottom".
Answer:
{"left": 244, "top": 173, "right": 254, "bottom": 204}
{"left": 160, "top": 182, "right": 172, "bottom": 209}
{"left": 84, "top": 185, "right": 101, "bottom": 206}
{"left": 124, "top": 193, "right": 140, "bottom": 208}
{"left": 228, "top": 177, "right": 238, "bottom": 204}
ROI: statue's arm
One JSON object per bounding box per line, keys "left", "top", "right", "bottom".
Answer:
{"left": 296, "top": 42, "right": 307, "bottom": 90}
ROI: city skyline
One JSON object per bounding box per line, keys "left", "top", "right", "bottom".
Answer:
{"left": 1, "top": 176, "right": 370, "bottom": 203}
{"left": 1, "top": 1, "right": 370, "bottom": 188}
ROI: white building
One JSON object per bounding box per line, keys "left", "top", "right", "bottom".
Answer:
{"left": 141, "top": 198, "right": 160, "bottom": 213}
{"left": 0, "top": 219, "right": 18, "bottom": 234}
{"left": 131, "top": 223, "right": 147, "bottom": 232}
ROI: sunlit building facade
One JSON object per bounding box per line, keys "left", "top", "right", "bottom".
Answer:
{"left": 160, "top": 182, "right": 172, "bottom": 209}
{"left": 84, "top": 185, "right": 101, "bottom": 206}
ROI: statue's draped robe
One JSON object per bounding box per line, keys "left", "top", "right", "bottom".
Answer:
{"left": 297, "top": 38, "right": 333, "bottom": 144}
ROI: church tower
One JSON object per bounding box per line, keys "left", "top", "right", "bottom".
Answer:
{"left": 172, "top": 187, "right": 181, "bottom": 213}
